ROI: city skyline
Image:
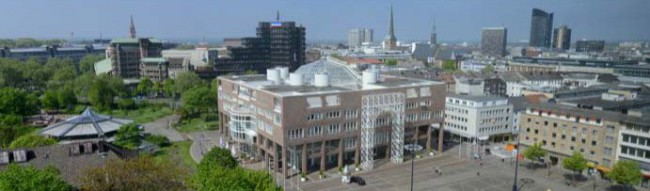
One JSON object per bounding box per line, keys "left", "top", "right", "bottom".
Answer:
{"left": 0, "top": 0, "right": 648, "bottom": 42}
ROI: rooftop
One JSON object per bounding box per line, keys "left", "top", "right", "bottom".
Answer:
{"left": 110, "top": 38, "right": 161, "bottom": 44}
{"left": 529, "top": 103, "right": 650, "bottom": 126}
{"left": 447, "top": 94, "right": 507, "bottom": 102}
{"left": 141, "top": 57, "right": 168, "bottom": 63}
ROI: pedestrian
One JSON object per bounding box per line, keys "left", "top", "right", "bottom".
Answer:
{"left": 477, "top": 171, "right": 480, "bottom": 176}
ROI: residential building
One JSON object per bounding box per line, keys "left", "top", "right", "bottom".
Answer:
{"left": 576, "top": 40, "right": 605, "bottom": 52}
{"left": 481, "top": 27, "right": 507, "bottom": 57}
{"left": 348, "top": 29, "right": 373, "bottom": 48}
{"left": 217, "top": 57, "right": 446, "bottom": 177}
{"left": 618, "top": 108, "right": 650, "bottom": 188}
{"left": 444, "top": 94, "right": 514, "bottom": 142}
{"left": 484, "top": 78, "right": 507, "bottom": 97}
{"left": 552, "top": 25, "right": 571, "bottom": 50}
{"left": 529, "top": 8, "right": 553, "bottom": 48}
{"left": 503, "top": 72, "right": 563, "bottom": 97}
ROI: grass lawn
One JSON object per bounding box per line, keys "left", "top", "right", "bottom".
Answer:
{"left": 152, "top": 141, "right": 196, "bottom": 171}
{"left": 174, "top": 114, "right": 219, "bottom": 133}
{"left": 101, "top": 104, "right": 174, "bottom": 124}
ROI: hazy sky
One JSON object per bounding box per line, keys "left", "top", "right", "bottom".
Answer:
{"left": 1, "top": 0, "right": 648, "bottom": 42}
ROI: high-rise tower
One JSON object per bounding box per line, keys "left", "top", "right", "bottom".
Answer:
{"left": 529, "top": 8, "right": 553, "bottom": 48}
{"left": 382, "top": 5, "right": 397, "bottom": 50}
{"left": 129, "top": 15, "right": 137, "bottom": 38}
{"left": 552, "top": 25, "right": 571, "bottom": 50}
{"left": 430, "top": 24, "right": 437, "bottom": 45}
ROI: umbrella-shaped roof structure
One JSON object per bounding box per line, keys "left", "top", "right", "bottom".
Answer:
{"left": 40, "top": 108, "right": 133, "bottom": 139}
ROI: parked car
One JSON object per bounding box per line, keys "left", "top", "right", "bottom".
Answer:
{"left": 351, "top": 176, "right": 366, "bottom": 186}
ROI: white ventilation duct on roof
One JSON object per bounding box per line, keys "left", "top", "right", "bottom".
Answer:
{"left": 288, "top": 73, "right": 303, "bottom": 86}
{"left": 279, "top": 67, "right": 289, "bottom": 80}
{"left": 267, "top": 68, "right": 281, "bottom": 84}
{"left": 362, "top": 70, "right": 377, "bottom": 84}
{"left": 314, "top": 73, "right": 329, "bottom": 87}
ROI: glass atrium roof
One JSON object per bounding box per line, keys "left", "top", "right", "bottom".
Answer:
{"left": 294, "top": 58, "right": 361, "bottom": 89}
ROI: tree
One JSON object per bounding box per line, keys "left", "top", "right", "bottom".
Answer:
{"left": 0, "top": 164, "right": 71, "bottom": 191}
{"left": 88, "top": 78, "right": 114, "bottom": 111}
{"left": 57, "top": 85, "right": 76, "bottom": 110}
{"left": 607, "top": 160, "right": 642, "bottom": 188}
{"left": 163, "top": 79, "right": 175, "bottom": 98}
{"left": 384, "top": 59, "right": 398, "bottom": 66}
{"left": 135, "top": 77, "right": 153, "bottom": 96}
{"left": 73, "top": 73, "right": 96, "bottom": 102}
{"left": 481, "top": 64, "right": 495, "bottom": 74}
{"left": 79, "top": 54, "right": 104, "bottom": 73}
{"left": 182, "top": 86, "right": 218, "bottom": 117}
{"left": 80, "top": 157, "right": 188, "bottom": 191}
{"left": 9, "top": 135, "right": 57, "bottom": 149}
{"left": 117, "top": 98, "right": 136, "bottom": 111}
{"left": 0, "top": 87, "right": 39, "bottom": 116}
{"left": 174, "top": 71, "right": 204, "bottom": 96}
{"left": 442, "top": 60, "right": 457, "bottom": 72}
{"left": 113, "top": 124, "right": 142, "bottom": 150}
{"left": 522, "top": 142, "right": 547, "bottom": 166}
{"left": 0, "top": 125, "right": 18, "bottom": 148}
{"left": 42, "top": 89, "right": 60, "bottom": 110}
{"left": 563, "top": 151, "right": 588, "bottom": 186}
{"left": 244, "top": 69, "right": 258, "bottom": 75}
{"left": 192, "top": 147, "right": 281, "bottom": 191}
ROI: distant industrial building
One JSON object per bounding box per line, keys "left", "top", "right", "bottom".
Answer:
{"left": 576, "top": 40, "right": 605, "bottom": 52}
{"left": 348, "top": 28, "right": 373, "bottom": 47}
{"left": 481, "top": 27, "right": 507, "bottom": 57}
{"left": 552, "top": 25, "right": 571, "bottom": 50}
{"left": 215, "top": 15, "right": 306, "bottom": 75}
{"left": 529, "top": 8, "right": 553, "bottom": 48}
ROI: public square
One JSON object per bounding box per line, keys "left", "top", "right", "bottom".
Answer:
{"left": 275, "top": 143, "right": 632, "bottom": 191}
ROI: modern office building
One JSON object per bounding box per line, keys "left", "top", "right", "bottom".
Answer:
{"left": 529, "top": 8, "right": 554, "bottom": 48}
{"left": 576, "top": 40, "right": 606, "bottom": 52}
{"left": 552, "top": 25, "right": 571, "bottom": 50}
{"left": 139, "top": 57, "right": 169, "bottom": 82}
{"left": 215, "top": 17, "right": 306, "bottom": 75}
{"left": 443, "top": 94, "right": 514, "bottom": 142}
{"left": 382, "top": 5, "right": 398, "bottom": 51}
{"left": 217, "top": 57, "right": 446, "bottom": 178}
{"left": 348, "top": 29, "right": 373, "bottom": 48}
{"left": 102, "top": 38, "right": 163, "bottom": 79}
{"left": 481, "top": 27, "right": 507, "bottom": 57}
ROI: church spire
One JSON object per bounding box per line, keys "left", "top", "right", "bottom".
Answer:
{"left": 387, "top": 4, "right": 396, "bottom": 40}
{"left": 129, "top": 15, "right": 136, "bottom": 38}
{"left": 276, "top": 10, "right": 280, "bottom": 21}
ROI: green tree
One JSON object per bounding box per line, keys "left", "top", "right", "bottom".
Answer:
{"left": 117, "top": 98, "right": 136, "bottom": 116}
{"left": 442, "top": 60, "right": 457, "bottom": 71}
{"left": 9, "top": 135, "right": 57, "bottom": 149}
{"left": 607, "top": 160, "right": 642, "bottom": 188}
{"left": 182, "top": 86, "right": 218, "bottom": 117}
{"left": 113, "top": 124, "right": 142, "bottom": 150}
{"left": 42, "top": 89, "right": 60, "bottom": 110}
{"left": 57, "top": 85, "right": 77, "bottom": 110}
{"left": 0, "top": 164, "right": 71, "bottom": 191}
{"left": 0, "top": 87, "right": 39, "bottom": 116}
{"left": 244, "top": 69, "right": 258, "bottom": 75}
{"left": 80, "top": 157, "right": 188, "bottom": 191}
{"left": 79, "top": 54, "right": 104, "bottom": 73}
{"left": 163, "top": 79, "right": 175, "bottom": 98}
{"left": 384, "top": 59, "right": 398, "bottom": 66}
{"left": 522, "top": 142, "right": 547, "bottom": 166}
{"left": 135, "top": 77, "right": 153, "bottom": 96}
{"left": 88, "top": 78, "right": 114, "bottom": 111}
{"left": 563, "top": 151, "right": 588, "bottom": 186}
{"left": 0, "top": 125, "right": 18, "bottom": 148}
{"left": 73, "top": 73, "right": 96, "bottom": 102}
{"left": 192, "top": 147, "right": 281, "bottom": 191}
{"left": 481, "top": 64, "right": 495, "bottom": 74}
{"left": 174, "top": 71, "right": 204, "bottom": 96}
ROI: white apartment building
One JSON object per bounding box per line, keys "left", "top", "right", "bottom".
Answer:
{"left": 444, "top": 94, "right": 514, "bottom": 142}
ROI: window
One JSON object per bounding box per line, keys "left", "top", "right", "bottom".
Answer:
{"left": 420, "top": 112, "right": 431, "bottom": 120}
{"left": 327, "top": 111, "right": 340, "bottom": 118}
{"left": 307, "top": 126, "right": 322, "bottom": 136}
{"left": 605, "top": 136, "right": 614, "bottom": 144}
{"left": 603, "top": 147, "right": 612, "bottom": 156}
{"left": 591, "top": 141, "right": 597, "bottom": 146}
{"left": 327, "top": 124, "right": 340, "bottom": 134}
{"left": 407, "top": 102, "right": 417, "bottom": 109}
{"left": 307, "top": 113, "right": 323, "bottom": 121}
{"left": 288, "top": 129, "right": 304, "bottom": 140}
{"left": 325, "top": 95, "right": 340, "bottom": 106}
{"left": 306, "top": 97, "right": 322, "bottom": 108}
{"left": 571, "top": 137, "right": 576, "bottom": 142}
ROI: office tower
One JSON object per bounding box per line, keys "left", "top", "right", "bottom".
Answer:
{"left": 529, "top": 8, "right": 553, "bottom": 48}
{"left": 553, "top": 25, "right": 571, "bottom": 50}
{"left": 576, "top": 40, "right": 606, "bottom": 52}
{"left": 105, "top": 38, "right": 163, "bottom": 79}
{"left": 382, "top": 5, "right": 397, "bottom": 50}
{"left": 481, "top": 27, "right": 508, "bottom": 57}
{"left": 348, "top": 28, "right": 373, "bottom": 47}
{"left": 215, "top": 14, "right": 306, "bottom": 74}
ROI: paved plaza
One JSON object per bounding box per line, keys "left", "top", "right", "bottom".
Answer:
{"left": 274, "top": 143, "right": 639, "bottom": 191}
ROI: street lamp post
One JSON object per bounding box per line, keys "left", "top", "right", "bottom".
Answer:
{"left": 512, "top": 130, "right": 521, "bottom": 191}
{"left": 405, "top": 143, "right": 423, "bottom": 191}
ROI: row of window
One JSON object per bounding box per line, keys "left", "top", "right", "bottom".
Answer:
{"left": 446, "top": 106, "right": 469, "bottom": 114}
{"left": 622, "top": 134, "right": 650, "bottom": 147}
{"left": 307, "top": 110, "right": 358, "bottom": 121}
{"left": 478, "top": 125, "right": 509, "bottom": 133}
{"left": 621, "top": 146, "right": 650, "bottom": 159}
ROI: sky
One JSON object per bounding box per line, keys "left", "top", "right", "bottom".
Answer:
{"left": 0, "top": 0, "right": 648, "bottom": 43}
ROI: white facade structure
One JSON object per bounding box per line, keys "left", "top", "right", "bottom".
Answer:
{"left": 444, "top": 95, "right": 514, "bottom": 142}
